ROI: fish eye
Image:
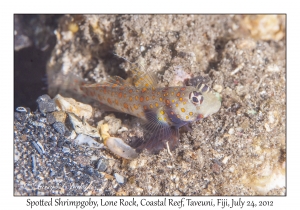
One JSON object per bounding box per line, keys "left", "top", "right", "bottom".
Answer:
{"left": 189, "top": 91, "right": 203, "bottom": 105}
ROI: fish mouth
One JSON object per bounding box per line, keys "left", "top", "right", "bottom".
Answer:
{"left": 199, "top": 92, "right": 221, "bottom": 118}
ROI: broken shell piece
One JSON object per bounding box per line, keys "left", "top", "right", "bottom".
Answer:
{"left": 99, "top": 123, "right": 110, "bottom": 140}
{"left": 97, "top": 114, "right": 122, "bottom": 135}
{"left": 100, "top": 123, "right": 138, "bottom": 159}
{"left": 75, "top": 134, "right": 104, "bottom": 148}
{"left": 105, "top": 137, "right": 138, "bottom": 160}
{"left": 68, "top": 113, "right": 100, "bottom": 138}
{"left": 54, "top": 94, "right": 93, "bottom": 119}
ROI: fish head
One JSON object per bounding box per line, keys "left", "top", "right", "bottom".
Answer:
{"left": 172, "top": 86, "right": 221, "bottom": 123}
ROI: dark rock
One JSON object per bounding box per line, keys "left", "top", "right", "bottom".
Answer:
{"left": 14, "top": 112, "right": 27, "bottom": 123}
{"left": 36, "top": 94, "right": 51, "bottom": 102}
{"left": 50, "top": 135, "right": 58, "bottom": 141}
{"left": 96, "top": 158, "right": 108, "bottom": 172}
{"left": 85, "top": 167, "right": 94, "bottom": 176}
{"left": 36, "top": 94, "right": 56, "bottom": 113}
{"left": 62, "top": 147, "right": 70, "bottom": 154}
{"left": 46, "top": 113, "right": 56, "bottom": 124}
{"left": 53, "top": 122, "right": 66, "bottom": 135}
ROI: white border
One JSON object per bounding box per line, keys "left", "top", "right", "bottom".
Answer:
{"left": 3, "top": 0, "right": 297, "bottom": 209}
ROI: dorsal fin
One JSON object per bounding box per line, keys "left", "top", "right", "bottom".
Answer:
{"left": 113, "top": 53, "right": 158, "bottom": 88}
{"left": 82, "top": 75, "right": 133, "bottom": 88}
{"left": 132, "top": 70, "right": 158, "bottom": 88}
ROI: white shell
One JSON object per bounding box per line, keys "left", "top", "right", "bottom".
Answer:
{"left": 106, "top": 137, "right": 138, "bottom": 160}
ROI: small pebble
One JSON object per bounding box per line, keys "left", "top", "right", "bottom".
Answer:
{"left": 62, "top": 147, "right": 70, "bottom": 154}
{"left": 96, "top": 158, "right": 108, "bottom": 172}
{"left": 53, "top": 122, "right": 66, "bottom": 135}
{"left": 85, "top": 167, "right": 94, "bottom": 175}
{"left": 16, "top": 106, "right": 28, "bottom": 113}
{"left": 46, "top": 113, "right": 56, "bottom": 124}
{"left": 228, "top": 128, "right": 235, "bottom": 135}
{"left": 50, "top": 135, "right": 58, "bottom": 141}
{"left": 49, "top": 169, "right": 56, "bottom": 177}
{"left": 31, "top": 141, "right": 44, "bottom": 156}
{"left": 14, "top": 112, "right": 27, "bottom": 123}
{"left": 36, "top": 141, "right": 45, "bottom": 154}
{"left": 36, "top": 191, "right": 45, "bottom": 196}
{"left": 114, "top": 173, "right": 125, "bottom": 184}
{"left": 37, "top": 95, "right": 56, "bottom": 113}
{"left": 31, "top": 154, "right": 37, "bottom": 176}
{"left": 37, "top": 94, "right": 51, "bottom": 102}
{"left": 30, "top": 121, "right": 46, "bottom": 128}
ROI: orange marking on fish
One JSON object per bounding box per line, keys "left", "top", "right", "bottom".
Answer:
{"left": 181, "top": 108, "right": 185, "bottom": 112}
{"left": 115, "top": 99, "right": 119, "bottom": 105}
{"left": 118, "top": 92, "right": 122, "bottom": 98}
{"left": 143, "top": 105, "right": 147, "bottom": 110}
{"left": 134, "top": 104, "right": 139, "bottom": 110}
{"left": 140, "top": 96, "right": 144, "bottom": 102}
{"left": 150, "top": 104, "right": 153, "bottom": 109}
{"left": 107, "top": 98, "right": 112, "bottom": 105}
{"left": 129, "top": 89, "right": 133, "bottom": 93}
{"left": 186, "top": 116, "right": 189, "bottom": 119}
{"left": 129, "top": 96, "right": 133, "bottom": 101}
{"left": 155, "top": 102, "right": 159, "bottom": 107}
{"left": 176, "top": 92, "right": 181, "bottom": 97}
{"left": 135, "top": 96, "right": 139, "bottom": 101}
{"left": 180, "top": 87, "right": 186, "bottom": 91}
{"left": 124, "top": 103, "right": 129, "bottom": 109}
{"left": 165, "top": 99, "right": 170, "bottom": 105}
{"left": 119, "top": 86, "right": 125, "bottom": 90}
{"left": 146, "top": 96, "right": 149, "bottom": 101}
{"left": 159, "top": 97, "right": 163, "bottom": 102}
{"left": 152, "top": 95, "right": 155, "bottom": 100}
{"left": 189, "top": 112, "right": 193, "bottom": 116}
{"left": 179, "top": 97, "right": 183, "bottom": 101}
